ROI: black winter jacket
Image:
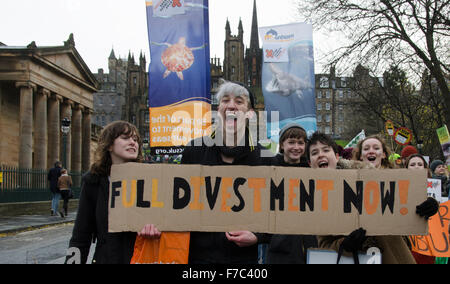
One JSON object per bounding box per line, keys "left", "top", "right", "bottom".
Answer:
{"left": 67, "top": 172, "right": 136, "bottom": 264}
{"left": 181, "top": 136, "right": 271, "bottom": 264}
{"left": 266, "top": 154, "right": 318, "bottom": 264}
{"left": 48, "top": 167, "right": 62, "bottom": 193}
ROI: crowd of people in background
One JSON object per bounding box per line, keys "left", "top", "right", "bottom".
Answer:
{"left": 59, "top": 81, "right": 449, "bottom": 264}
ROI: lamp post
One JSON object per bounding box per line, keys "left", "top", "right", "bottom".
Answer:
{"left": 61, "top": 117, "right": 71, "bottom": 169}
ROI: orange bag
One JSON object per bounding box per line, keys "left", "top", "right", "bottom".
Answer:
{"left": 130, "top": 232, "right": 190, "bottom": 264}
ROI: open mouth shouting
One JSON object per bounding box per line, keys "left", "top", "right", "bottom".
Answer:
{"left": 318, "top": 160, "right": 329, "bottom": 168}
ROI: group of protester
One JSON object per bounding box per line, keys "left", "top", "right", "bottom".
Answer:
{"left": 65, "top": 81, "right": 447, "bottom": 264}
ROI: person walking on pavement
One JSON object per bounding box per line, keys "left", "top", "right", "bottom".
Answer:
{"left": 48, "top": 161, "right": 62, "bottom": 216}
{"left": 57, "top": 169, "right": 72, "bottom": 219}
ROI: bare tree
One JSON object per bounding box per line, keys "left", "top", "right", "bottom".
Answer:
{"left": 296, "top": 0, "right": 450, "bottom": 126}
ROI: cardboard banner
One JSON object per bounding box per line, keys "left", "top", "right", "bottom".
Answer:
{"left": 146, "top": 0, "right": 211, "bottom": 155}
{"left": 409, "top": 201, "right": 450, "bottom": 257}
{"left": 109, "top": 163, "right": 428, "bottom": 236}
{"left": 259, "top": 23, "right": 317, "bottom": 141}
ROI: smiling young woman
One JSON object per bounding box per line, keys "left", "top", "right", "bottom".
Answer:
{"left": 353, "top": 135, "right": 394, "bottom": 169}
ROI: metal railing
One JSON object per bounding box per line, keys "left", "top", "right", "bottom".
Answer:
{"left": 0, "top": 165, "right": 82, "bottom": 203}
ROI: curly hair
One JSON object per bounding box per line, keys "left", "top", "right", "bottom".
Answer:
{"left": 90, "top": 121, "right": 143, "bottom": 176}
{"left": 352, "top": 135, "right": 394, "bottom": 169}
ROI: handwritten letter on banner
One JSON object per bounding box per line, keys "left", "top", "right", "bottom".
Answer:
{"left": 109, "top": 164, "right": 428, "bottom": 236}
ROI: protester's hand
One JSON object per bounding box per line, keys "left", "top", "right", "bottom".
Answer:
{"left": 416, "top": 197, "right": 439, "bottom": 219}
{"left": 226, "top": 231, "right": 257, "bottom": 247}
{"left": 341, "top": 228, "right": 367, "bottom": 253}
{"left": 138, "top": 224, "right": 161, "bottom": 239}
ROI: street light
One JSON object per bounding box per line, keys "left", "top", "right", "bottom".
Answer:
{"left": 61, "top": 117, "right": 71, "bottom": 169}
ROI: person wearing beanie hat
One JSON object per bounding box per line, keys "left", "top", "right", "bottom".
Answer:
{"left": 274, "top": 122, "right": 309, "bottom": 166}
{"left": 401, "top": 145, "right": 418, "bottom": 167}
{"left": 430, "top": 159, "right": 444, "bottom": 174}
{"left": 430, "top": 160, "right": 449, "bottom": 197}
{"left": 266, "top": 123, "right": 317, "bottom": 264}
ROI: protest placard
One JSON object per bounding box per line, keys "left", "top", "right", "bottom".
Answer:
{"left": 409, "top": 201, "right": 450, "bottom": 257}
{"left": 109, "top": 163, "right": 428, "bottom": 236}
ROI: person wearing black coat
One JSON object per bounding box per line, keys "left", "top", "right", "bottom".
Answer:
{"left": 67, "top": 121, "right": 154, "bottom": 264}
{"left": 181, "top": 81, "right": 271, "bottom": 264}
{"left": 266, "top": 123, "right": 318, "bottom": 264}
{"left": 48, "top": 161, "right": 62, "bottom": 216}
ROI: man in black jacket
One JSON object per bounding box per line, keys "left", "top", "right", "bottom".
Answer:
{"left": 181, "top": 81, "right": 270, "bottom": 264}
{"left": 48, "top": 161, "right": 62, "bottom": 216}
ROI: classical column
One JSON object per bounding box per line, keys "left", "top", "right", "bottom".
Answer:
{"left": 48, "top": 94, "right": 62, "bottom": 168}
{"left": 60, "top": 99, "right": 73, "bottom": 170}
{"left": 82, "top": 108, "right": 92, "bottom": 173}
{"left": 16, "top": 81, "right": 36, "bottom": 169}
{"left": 34, "top": 88, "right": 49, "bottom": 170}
{"left": 71, "top": 104, "right": 82, "bottom": 173}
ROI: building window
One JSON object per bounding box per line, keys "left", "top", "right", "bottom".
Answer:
{"left": 133, "top": 77, "right": 137, "bottom": 85}
{"left": 232, "top": 46, "right": 236, "bottom": 54}
{"left": 325, "top": 126, "right": 331, "bottom": 134}
{"left": 320, "top": 77, "right": 329, "bottom": 88}
{"left": 326, "top": 91, "right": 331, "bottom": 99}
{"left": 317, "top": 115, "right": 322, "bottom": 122}
{"left": 317, "top": 91, "right": 322, "bottom": 99}
{"left": 317, "top": 103, "right": 322, "bottom": 111}
{"left": 232, "top": 67, "right": 235, "bottom": 74}
{"left": 338, "top": 90, "right": 344, "bottom": 99}
{"left": 341, "top": 78, "right": 347, "bottom": 87}
{"left": 326, "top": 114, "right": 331, "bottom": 123}
{"left": 326, "top": 103, "right": 331, "bottom": 110}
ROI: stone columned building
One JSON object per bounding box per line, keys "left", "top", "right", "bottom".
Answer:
{"left": 0, "top": 34, "right": 98, "bottom": 172}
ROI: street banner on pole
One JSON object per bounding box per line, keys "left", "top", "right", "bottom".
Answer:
{"left": 146, "top": 0, "right": 211, "bottom": 156}
{"left": 259, "top": 23, "right": 317, "bottom": 143}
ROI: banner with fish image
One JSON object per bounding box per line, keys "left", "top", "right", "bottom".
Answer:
{"left": 146, "top": 0, "right": 211, "bottom": 155}
{"left": 259, "top": 23, "right": 316, "bottom": 143}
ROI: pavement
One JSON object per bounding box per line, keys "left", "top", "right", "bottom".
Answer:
{"left": 0, "top": 211, "right": 77, "bottom": 237}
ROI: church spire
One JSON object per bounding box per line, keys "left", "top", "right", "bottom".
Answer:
{"left": 250, "top": 0, "right": 259, "bottom": 50}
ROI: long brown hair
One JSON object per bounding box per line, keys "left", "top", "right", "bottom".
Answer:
{"left": 353, "top": 135, "right": 393, "bottom": 169}
{"left": 406, "top": 154, "right": 432, "bottom": 178}
{"left": 90, "top": 121, "right": 143, "bottom": 176}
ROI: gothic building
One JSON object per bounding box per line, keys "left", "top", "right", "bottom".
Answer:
{"left": 221, "top": 0, "right": 263, "bottom": 108}
{"left": 93, "top": 50, "right": 149, "bottom": 142}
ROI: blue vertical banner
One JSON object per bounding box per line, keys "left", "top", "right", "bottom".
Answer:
{"left": 259, "top": 23, "right": 316, "bottom": 142}
{"left": 146, "top": 0, "right": 211, "bottom": 155}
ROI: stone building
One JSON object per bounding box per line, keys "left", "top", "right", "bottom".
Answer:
{"left": 121, "top": 52, "right": 149, "bottom": 142}
{"left": 93, "top": 49, "right": 127, "bottom": 127}
{"left": 0, "top": 35, "right": 98, "bottom": 172}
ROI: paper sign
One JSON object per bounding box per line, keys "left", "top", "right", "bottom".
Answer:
{"left": 108, "top": 164, "right": 428, "bottom": 236}
{"left": 436, "top": 125, "right": 450, "bottom": 170}
{"left": 385, "top": 120, "right": 395, "bottom": 136}
{"left": 394, "top": 127, "right": 413, "bottom": 145}
{"left": 409, "top": 201, "right": 450, "bottom": 257}
{"left": 307, "top": 248, "right": 381, "bottom": 264}
{"left": 427, "top": 179, "right": 442, "bottom": 203}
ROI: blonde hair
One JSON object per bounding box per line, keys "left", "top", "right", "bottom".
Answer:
{"left": 353, "top": 135, "right": 394, "bottom": 169}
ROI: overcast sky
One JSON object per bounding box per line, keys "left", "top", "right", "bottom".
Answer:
{"left": 0, "top": 0, "right": 337, "bottom": 74}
